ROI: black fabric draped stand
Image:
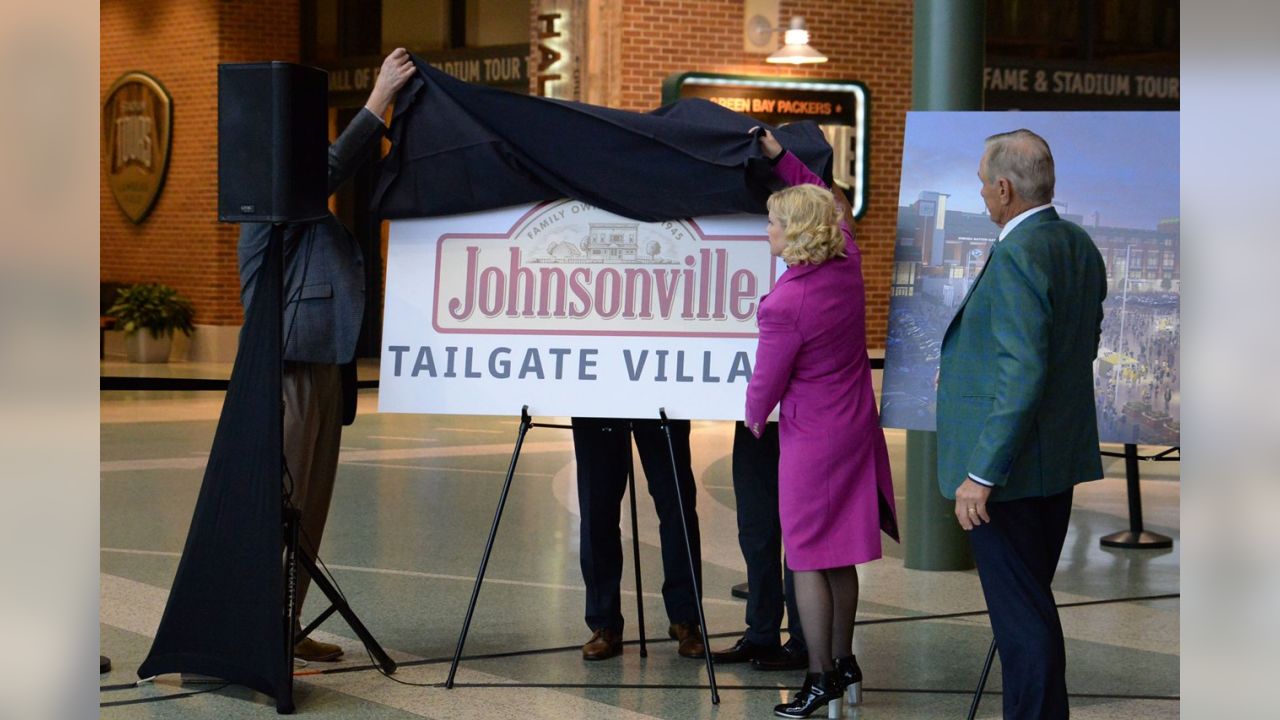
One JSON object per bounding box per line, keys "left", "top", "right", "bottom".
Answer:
{"left": 138, "top": 227, "right": 290, "bottom": 706}
{"left": 136, "top": 229, "right": 395, "bottom": 714}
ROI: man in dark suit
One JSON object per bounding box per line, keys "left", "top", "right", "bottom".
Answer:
{"left": 237, "top": 48, "right": 415, "bottom": 663}
{"left": 936, "top": 129, "right": 1107, "bottom": 719}
{"left": 709, "top": 422, "right": 807, "bottom": 671}
{"left": 573, "top": 417, "right": 705, "bottom": 661}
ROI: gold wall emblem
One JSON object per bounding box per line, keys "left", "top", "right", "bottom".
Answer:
{"left": 103, "top": 72, "right": 172, "bottom": 224}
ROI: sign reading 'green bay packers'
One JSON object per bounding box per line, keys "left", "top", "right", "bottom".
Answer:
{"left": 103, "top": 72, "right": 172, "bottom": 224}
{"left": 662, "top": 72, "right": 870, "bottom": 220}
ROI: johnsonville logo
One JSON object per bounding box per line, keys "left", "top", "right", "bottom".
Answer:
{"left": 434, "top": 200, "right": 775, "bottom": 337}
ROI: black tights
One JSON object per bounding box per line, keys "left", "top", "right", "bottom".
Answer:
{"left": 792, "top": 565, "right": 859, "bottom": 672}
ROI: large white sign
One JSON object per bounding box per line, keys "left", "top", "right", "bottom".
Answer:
{"left": 379, "top": 200, "right": 781, "bottom": 420}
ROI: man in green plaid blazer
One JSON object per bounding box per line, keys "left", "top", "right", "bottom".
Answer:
{"left": 936, "top": 129, "right": 1107, "bottom": 720}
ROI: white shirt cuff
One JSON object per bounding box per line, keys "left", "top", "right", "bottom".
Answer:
{"left": 359, "top": 106, "right": 387, "bottom": 127}
{"left": 968, "top": 473, "right": 994, "bottom": 487}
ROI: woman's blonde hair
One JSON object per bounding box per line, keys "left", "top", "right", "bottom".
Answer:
{"left": 767, "top": 184, "right": 846, "bottom": 266}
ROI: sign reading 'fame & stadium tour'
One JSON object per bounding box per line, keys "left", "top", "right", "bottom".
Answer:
{"left": 380, "top": 201, "right": 781, "bottom": 421}
{"left": 102, "top": 72, "right": 173, "bottom": 224}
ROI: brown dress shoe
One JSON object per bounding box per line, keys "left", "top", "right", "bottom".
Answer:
{"left": 293, "top": 636, "right": 343, "bottom": 662}
{"left": 669, "top": 623, "right": 706, "bottom": 658}
{"left": 582, "top": 628, "right": 622, "bottom": 661}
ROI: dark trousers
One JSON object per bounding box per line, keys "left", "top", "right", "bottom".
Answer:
{"left": 572, "top": 417, "right": 702, "bottom": 634}
{"left": 968, "top": 489, "right": 1074, "bottom": 720}
{"left": 732, "top": 421, "right": 805, "bottom": 649}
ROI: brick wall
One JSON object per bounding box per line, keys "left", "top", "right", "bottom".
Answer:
{"left": 101, "top": 0, "right": 299, "bottom": 327}
{"left": 613, "top": 0, "right": 914, "bottom": 348}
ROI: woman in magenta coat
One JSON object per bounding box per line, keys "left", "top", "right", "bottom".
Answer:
{"left": 745, "top": 129, "right": 899, "bottom": 719}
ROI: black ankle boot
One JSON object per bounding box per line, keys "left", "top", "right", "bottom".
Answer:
{"left": 773, "top": 670, "right": 844, "bottom": 718}
{"left": 834, "top": 655, "right": 863, "bottom": 706}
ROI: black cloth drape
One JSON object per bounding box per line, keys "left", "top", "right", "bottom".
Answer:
{"left": 138, "top": 232, "right": 287, "bottom": 703}
{"left": 372, "top": 58, "right": 834, "bottom": 222}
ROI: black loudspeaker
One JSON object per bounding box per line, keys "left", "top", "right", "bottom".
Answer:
{"left": 218, "top": 62, "right": 328, "bottom": 223}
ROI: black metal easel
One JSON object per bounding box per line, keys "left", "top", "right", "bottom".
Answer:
{"left": 444, "top": 406, "right": 653, "bottom": 687}
{"left": 625, "top": 441, "right": 650, "bottom": 658}
{"left": 966, "top": 638, "right": 998, "bottom": 720}
{"left": 657, "top": 408, "right": 720, "bottom": 704}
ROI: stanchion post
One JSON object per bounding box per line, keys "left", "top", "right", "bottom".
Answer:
{"left": 1100, "top": 443, "right": 1173, "bottom": 549}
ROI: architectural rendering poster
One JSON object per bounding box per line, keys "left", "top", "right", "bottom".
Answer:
{"left": 380, "top": 201, "right": 780, "bottom": 420}
{"left": 880, "top": 112, "right": 1179, "bottom": 446}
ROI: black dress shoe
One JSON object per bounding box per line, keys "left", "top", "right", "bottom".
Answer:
{"left": 752, "top": 638, "right": 809, "bottom": 671}
{"left": 773, "top": 670, "right": 844, "bottom": 718}
{"left": 835, "top": 654, "right": 863, "bottom": 705}
{"left": 711, "top": 636, "right": 774, "bottom": 664}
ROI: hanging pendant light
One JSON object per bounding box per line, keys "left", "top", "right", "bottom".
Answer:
{"left": 766, "top": 16, "right": 828, "bottom": 65}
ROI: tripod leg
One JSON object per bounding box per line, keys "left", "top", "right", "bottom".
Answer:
{"left": 657, "top": 409, "right": 719, "bottom": 705}
{"left": 298, "top": 605, "right": 338, "bottom": 641}
{"left": 445, "top": 411, "right": 532, "bottom": 689}
{"left": 279, "top": 503, "right": 299, "bottom": 714}
{"left": 296, "top": 551, "right": 397, "bottom": 673}
{"left": 626, "top": 442, "right": 647, "bottom": 658}
{"left": 273, "top": 225, "right": 296, "bottom": 715}
{"left": 967, "top": 637, "right": 997, "bottom": 720}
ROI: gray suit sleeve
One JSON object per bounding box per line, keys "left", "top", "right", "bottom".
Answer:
{"left": 327, "top": 107, "right": 387, "bottom": 194}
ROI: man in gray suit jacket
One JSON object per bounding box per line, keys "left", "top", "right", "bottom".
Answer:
{"left": 237, "top": 48, "right": 415, "bottom": 662}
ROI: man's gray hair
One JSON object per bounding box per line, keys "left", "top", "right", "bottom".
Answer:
{"left": 983, "top": 129, "right": 1055, "bottom": 204}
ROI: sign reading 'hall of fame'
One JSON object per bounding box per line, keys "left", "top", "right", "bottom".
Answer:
{"left": 102, "top": 72, "right": 172, "bottom": 224}
{"left": 380, "top": 201, "right": 781, "bottom": 420}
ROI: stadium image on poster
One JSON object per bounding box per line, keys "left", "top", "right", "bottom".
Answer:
{"left": 880, "top": 112, "right": 1179, "bottom": 446}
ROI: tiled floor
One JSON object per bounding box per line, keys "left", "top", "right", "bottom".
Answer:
{"left": 100, "top": 363, "right": 1179, "bottom": 718}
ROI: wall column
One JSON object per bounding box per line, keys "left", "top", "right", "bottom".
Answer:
{"left": 904, "top": 0, "right": 984, "bottom": 571}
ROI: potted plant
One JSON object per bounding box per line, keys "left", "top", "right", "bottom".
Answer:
{"left": 106, "top": 283, "right": 195, "bottom": 363}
